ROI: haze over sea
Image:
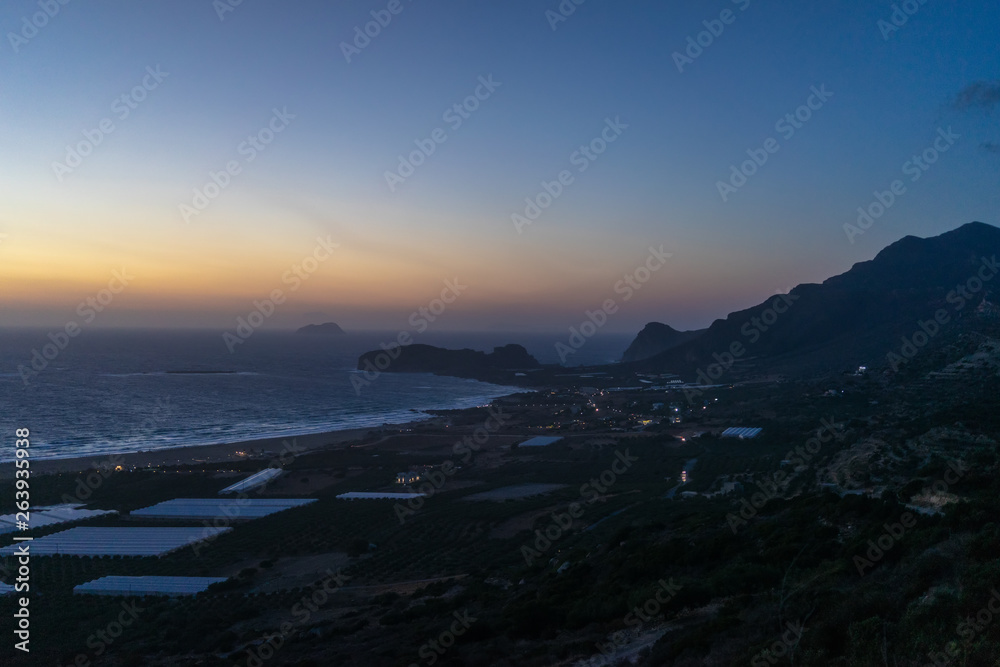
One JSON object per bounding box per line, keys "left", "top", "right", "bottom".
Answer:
{"left": 0, "top": 329, "right": 632, "bottom": 462}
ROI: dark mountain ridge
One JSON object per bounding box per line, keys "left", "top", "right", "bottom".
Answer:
{"left": 621, "top": 322, "right": 706, "bottom": 362}
{"left": 628, "top": 221, "right": 1000, "bottom": 377}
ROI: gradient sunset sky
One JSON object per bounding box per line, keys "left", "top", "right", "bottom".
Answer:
{"left": 1, "top": 0, "right": 998, "bottom": 333}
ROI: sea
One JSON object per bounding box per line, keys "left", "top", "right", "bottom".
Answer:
{"left": 0, "top": 329, "right": 633, "bottom": 461}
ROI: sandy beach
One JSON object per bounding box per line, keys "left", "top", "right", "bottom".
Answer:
{"left": 0, "top": 418, "right": 435, "bottom": 478}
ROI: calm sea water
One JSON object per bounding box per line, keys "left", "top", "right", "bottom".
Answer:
{"left": 0, "top": 329, "right": 632, "bottom": 461}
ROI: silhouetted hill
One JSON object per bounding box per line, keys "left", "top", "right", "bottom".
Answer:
{"left": 630, "top": 222, "right": 1000, "bottom": 378}
{"left": 296, "top": 323, "right": 345, "bottom": 335}
{"left": 621, "top": 323, "right": 706, "bottom": 362}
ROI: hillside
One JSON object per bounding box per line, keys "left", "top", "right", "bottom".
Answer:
{"left": 629, "top": 222, "right": 1000, "bottom": 378}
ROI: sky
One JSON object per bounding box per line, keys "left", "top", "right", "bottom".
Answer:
{"left": 1, "top": 0, "right": 998, "bottom": 334}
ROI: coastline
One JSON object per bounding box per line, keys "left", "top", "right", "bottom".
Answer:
{"left": 0, "top": 417, "right": 442, "bottom": 478}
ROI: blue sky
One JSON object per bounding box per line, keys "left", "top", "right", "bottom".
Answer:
{"left": 1, "top": 0, "right": 998, "bottom": 332}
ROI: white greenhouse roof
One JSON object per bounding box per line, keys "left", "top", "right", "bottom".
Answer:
{"left": 0, "top": 526, "right": 231, "bottom": 557}
{"left": 130, "top": 498, "right": 315, "bottom": 521}
{"left": 0, "top": 507, "right": 118, "bottom": 534}
{"left": 336, "top": 492, "right": 426, "bottom": 500}
{"left": 75, "top": 575, "right": 229, "bottom": 596}
{"left": 518, "top": 436, "right": 564, "bottom": 447}
{"left": 218, "top": 468, "right": 284, "bottom": 494}
{"left": 721, "top": 427, "right": 763, "bottom": 439}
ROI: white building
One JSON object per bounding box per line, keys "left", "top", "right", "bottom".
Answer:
{"left": 396, "top": 471, "right": 422, "bottom": 485}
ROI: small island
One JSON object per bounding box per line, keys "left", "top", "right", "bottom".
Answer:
{"left": 295, "top": 322, "right": 346, "bottom": 335}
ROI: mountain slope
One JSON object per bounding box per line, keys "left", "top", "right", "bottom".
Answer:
{"left": 631, "top": 222, "right": 1000, "bottom": 378}
{"left": 621, "top": 323, "right": 705, "bottom": 362}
